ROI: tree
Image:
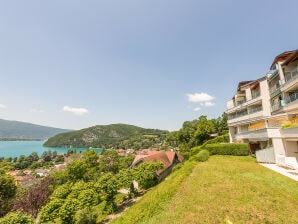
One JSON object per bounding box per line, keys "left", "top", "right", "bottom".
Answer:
{"left": 13, "top": 177, "right": 54, "bottom": 218}
{"left": 66, "top": 160, "right": 87, "bottom": 182}
{"left": 97, "top": 173, "right": 119, "bottom": 214}
{"left": 194, "top": 115, "right": 215, "bottom": 145}
{"left": 82, "top": 150, "right": 99, "bottom": 167}
{"left": 0, "top": 211, "right": 34, "bottom": 224}
{"left": 131, "top": 162, "right": 163, "bottom": 190}
{"left": 26, "top": 152, "right": 39, "bottom": 163}
{"left": 99, "top": 150, "right": 119, "bottom": 174}
{"left": 0, "top": 173, "right": 17, "bottom": 217}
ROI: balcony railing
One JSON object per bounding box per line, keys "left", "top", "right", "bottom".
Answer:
{"left": 269, "top": 82, "right": 281, "bottom": 98}
{"left": 285, "top": 67, "right": 298, "bottom": 83}
{"left": 284, "top": 92, "right": 298, "bottom": 105}
{"left": 271, "top": 101, "right": 284, "bottom": 112}
{"left": 251, "top": 91, "right": 260, "bottom": 99}
{"left": 228, "top": 106, "right": 262, "bottom": 120}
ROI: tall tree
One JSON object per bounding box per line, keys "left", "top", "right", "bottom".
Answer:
{"left": 0, "top": 173, "right": 17, "bottom": 217}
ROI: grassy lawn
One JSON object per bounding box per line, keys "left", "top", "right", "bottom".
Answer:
{"left": 111, "top": 156, "right": 298, "bottom": 224}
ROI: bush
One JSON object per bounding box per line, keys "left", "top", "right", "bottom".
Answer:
{"left": 191, "top": 146, "right": 202, "bottom": 155}
{"left": 202, "top": 134, "right": 230, "bottom": 147}
{"left": 204, "top": 143, "right": 248, "bottom": 156}
{"left": 193, "top": 150, "right": 209, "bottom": 162}
{"left": 0, "top": 211, "right": 34, "bottom": 224}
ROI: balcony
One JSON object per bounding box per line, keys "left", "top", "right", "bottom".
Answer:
{"left": 280, "top": 67, "right": 298, "bottom": 92}
{"left": 235, "top": 128, "right": 268, "bottom": 141}
{"left": 282, "top": 93, "right": 298, "bottom": 112}
{"left": 227, "top": 95, "right": 261, "bottom": 114}
{"left": 228, "top": 108, "right": 263, "bottom": 125}
{"left": 269, "top": 83, "right": 281, "bottom": 98}
{"left": 251, "top": 91, "right": 260, "bottom": 99}
{"left": 271, "top": 101, "right": 284, "bottom": 112}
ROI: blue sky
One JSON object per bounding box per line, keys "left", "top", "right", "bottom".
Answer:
{"left": 0, "top": 0, "right": 297, "bottom": 131}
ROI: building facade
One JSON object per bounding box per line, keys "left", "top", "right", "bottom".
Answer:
{"left": 227, "top": 49, "right": 298, "bottom": 169}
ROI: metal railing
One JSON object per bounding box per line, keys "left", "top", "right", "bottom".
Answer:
{"left": 228, "top": 106, "right": 262, "bottom": 120}
{"left": 284, "top": 92, "right": 298, "bottom": 104}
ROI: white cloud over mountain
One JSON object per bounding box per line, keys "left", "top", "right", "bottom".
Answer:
{"left": 62, "top": 106, "right": 89, "bottom": 116}
{"left": 187, "top": 92, "right": 216, "bottom": 111}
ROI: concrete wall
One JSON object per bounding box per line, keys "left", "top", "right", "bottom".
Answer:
{"left": 272, "top": 138, "right": 286, "bottom": 156}
{"left": 284, "top": 141, "right": 298, "bottom": 157}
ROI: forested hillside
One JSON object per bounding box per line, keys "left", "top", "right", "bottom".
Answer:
{"left": 0, "top": 119, "right": 69, "bottom": 140}
{"left": 44, "top": 124, "right": 168, "bottom": 149}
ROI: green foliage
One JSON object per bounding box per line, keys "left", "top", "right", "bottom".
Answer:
{"left": 97, "top": 173, "right": 119, "bottom": 214}
{"left": 66, "top": 160, "right": 87, "bottom": 182}
{"left": 43, "top": 124, "right": 168, "bottom": 150}
{"left": 110, "top": 161, "right": 196, "bottom": 224}
{"left": 39, "top": 198, "right": 64, "bottom": 223}
{"left": 192, "top": 150, "right": 210, "bottom": 162}
{"left": 0, "top": 173, "right": 17, "bottom": 217}
{"left": 59, "top": 198, "right": 81, "bottom": 224}
{"left": 131, "top": 162, "right": 163, "bottom": 190}
{"left": 0, "top": 211, "right": 34, "bottom": 224}
{"left": 167, "top": 113, "right": 229, "bottom": 151}
{"left": 201, "top": 134, "right": 230, "bottom": 147}
{"left": 74, "top": 207, "right": 98, "bottom": 224}
{"left": 203, "top": 143, "right": 248, "bottom": 156}
{"left": 191, "top": 146, "right": 202, "bottom": 155}
{"left": 99, "top": 150, "right": 120, "bottom": 174}
{"left": 118, "top": 155, "right": 135, "bottom": 170}
{"left": 82, "top": 150, "right": 99, "bottom": 167}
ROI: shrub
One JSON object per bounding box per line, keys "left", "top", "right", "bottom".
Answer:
{"left": 204, "top": 143, "right": 248, "bottom": 156}
{"left": 202, "top": 134, "right": 230, "bottom": 147}
{"left": 193, "top": 150, "right": 210, "bottom": 162}
{"left": 0, "top": 211, "right": 34, "bottom": 224}
{"left": 191, "top": 146, "right": 202, "bottom": 155}
{"left": 172, "top": 163, "right": 184, "bottom": 172}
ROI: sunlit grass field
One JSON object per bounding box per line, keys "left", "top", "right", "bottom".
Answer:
{"left": 111, "top": 156, "right": 298, "bottom": 224}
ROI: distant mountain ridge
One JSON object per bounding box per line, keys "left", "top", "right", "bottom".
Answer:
{"left": 43, "top": 123, "right": 169, "bottom": 150}
{"left": 0, "top": 119, "right": 70, "bottom": 140}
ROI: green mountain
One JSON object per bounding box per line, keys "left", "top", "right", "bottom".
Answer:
{"left": 0, "top": 119, "right": 70, "bottom": 140}
{"left": 43, "top": 123, "right": 169, "bottom": 150}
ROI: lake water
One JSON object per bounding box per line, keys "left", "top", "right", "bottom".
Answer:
{"left": 0, "top": 141, "right": 102, "bottom": 158}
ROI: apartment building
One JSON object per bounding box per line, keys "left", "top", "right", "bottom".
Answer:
{"left": 227, "top": 49, "right": 298, "bottom": 169}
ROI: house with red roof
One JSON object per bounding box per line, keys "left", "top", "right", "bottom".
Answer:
{"left": 131, "top": 150, "right": 183, "bottom": 180}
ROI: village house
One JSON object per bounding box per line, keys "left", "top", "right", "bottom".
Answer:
{"left": 131, "top": 150, "right": 184, "bottom": 180}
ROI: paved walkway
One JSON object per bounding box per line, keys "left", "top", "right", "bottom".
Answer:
{"left": 260, "top": 163, "right": 298, "bottom": 181}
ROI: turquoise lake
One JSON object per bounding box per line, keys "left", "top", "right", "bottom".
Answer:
{"left": 0, "top": 141, "right": 102, "bottom": 158}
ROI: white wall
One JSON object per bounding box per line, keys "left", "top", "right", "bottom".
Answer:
{"left": 272, "top": 138, "right": 286, "bottom": 156}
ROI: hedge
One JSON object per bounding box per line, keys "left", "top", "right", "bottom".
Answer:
{"left": 203, "top": 143, "right": 248, "bottom": 156}
{"left": 193, "top": 150, "right": 210, "bottom": 162}
{"left": 201, "top": 134, "right": 230, "bottom": 147}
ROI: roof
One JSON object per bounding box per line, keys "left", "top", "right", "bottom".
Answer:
{"left": 131, "top": 151, "right": 180, "bottom": 176}
{"left": 282, "top": 49, "right": 298, "bottom": 66}
{"left": 270, "top": 50, "right": 295, "bottom": 70}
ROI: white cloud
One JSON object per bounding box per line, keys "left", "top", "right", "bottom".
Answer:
{"left": 0, "top": 104, "right": 6, "bottom": 109}
{"left": 30, "top": 108, "right": 44, "bottom": 113}
{"left": 187, "top": 92, "right": 215, "bottom": 103}
{"left": 204, "top": 102, "right": 215, "bottom": 107}
{"left": 186, "top": 92, "right": 216, "bottom": 109}
{"left": 62, "top": 106, "right": 89, "bottom": 116}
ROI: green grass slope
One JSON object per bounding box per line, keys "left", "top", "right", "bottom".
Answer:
{"left": 43, "top": 123, "right": 168, "bottom": 149}
{"left": 111, "top": 156, "right": 298, "bottom": 224}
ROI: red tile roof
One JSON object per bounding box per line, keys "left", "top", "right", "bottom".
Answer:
{"left": 132, "top": 151, "right": 181, "bottom": 176}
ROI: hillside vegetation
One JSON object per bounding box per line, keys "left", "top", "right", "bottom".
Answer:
{"left": 44, "top": 124, "right": 168, "bottom": 149}
{"left": 0, "top": 119, "right": 69, "bottom": 140}
{"left": 111, "top": 156, "right": 298, "bottom": 224}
